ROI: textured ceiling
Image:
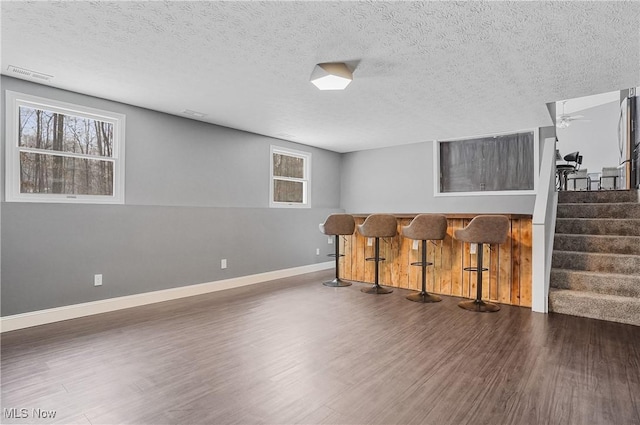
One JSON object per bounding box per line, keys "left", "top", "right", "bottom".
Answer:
{"left": 2, "top": 1, "right": 639, "bottom": 153}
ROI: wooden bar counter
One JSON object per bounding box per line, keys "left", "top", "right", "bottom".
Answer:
{"left": 338, "top": 214, "right": 532, "bottom": 308}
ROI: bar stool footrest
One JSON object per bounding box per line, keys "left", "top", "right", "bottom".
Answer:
{"left": 463, "top": 267, "right": 489, "bottom": 272}
{"left": 365, "top": 257, "right": 386, "bottom": 262}
{"left": 410, "top": 261, "right": 433, "bottom": 267}
{"left": 327, "top": 253, "right": 345, "bottom": 258}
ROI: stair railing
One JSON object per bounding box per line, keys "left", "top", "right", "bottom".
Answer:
{"left": 532, "top": 137, "right": 559, "bottom": 313}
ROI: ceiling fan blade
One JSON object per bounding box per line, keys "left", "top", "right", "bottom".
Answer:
{"left": 557, "top": 113, "right": 584, "bottom": 118}
{"left": 556, "top": 114, "right": 585, "bottom": 121}
{"left": 555, "top": 117, "right": 590, "bottom": 127}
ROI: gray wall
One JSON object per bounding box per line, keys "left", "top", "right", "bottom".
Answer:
{"left": 1, "top": 76, "right": 342, "bottom": 316}
{"left": 340, "top": 128, "right": 553, "bottom": 214}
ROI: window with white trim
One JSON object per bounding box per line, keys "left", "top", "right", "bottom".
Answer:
{"left": 270, "top": 146, "right": 311, "bottom": 207}
{"left": 5, "top": 91, "right": 125, "bottom": 203}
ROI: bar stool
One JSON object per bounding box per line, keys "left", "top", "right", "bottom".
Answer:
{"left": 319, "top": 214, "right": 355, "bottom": 287}
{"left": 402, "top": 214, "right": 448, "bottom": 303}
{"left": 358, "top": 214, "right": 397, "bottom": 294}
{"left": 454, "top": 215, "right": 509, "bottom": 312}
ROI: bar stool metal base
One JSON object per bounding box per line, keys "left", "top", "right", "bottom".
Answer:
{"left": 406, "top": 291, "right": 441, "bottom": 303}
{"left": 458, "top": 299, "right": 500, "bottom": 313}
{"left": 361, "top": 284, "right": 393, "bottom": 295}
{"left": 323, "top": 234, "right": 351, "bottom": 288}
{"left": 323, "top": 278, "right": 352, "bottom": 287}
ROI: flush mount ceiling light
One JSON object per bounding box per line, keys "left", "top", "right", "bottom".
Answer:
{"left": 310, "top": 62, "right": 353, "bottom": 90}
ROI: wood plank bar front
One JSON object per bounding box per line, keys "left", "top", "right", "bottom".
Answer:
{"left": 341, "top": 214, "right": 533, "bottom": 308}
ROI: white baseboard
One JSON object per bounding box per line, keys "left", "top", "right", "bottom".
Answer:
{"left": 1, "top": 262, "right": 333, "bottom": 333}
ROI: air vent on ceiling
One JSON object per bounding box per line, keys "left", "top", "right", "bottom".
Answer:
{"left": 182, "top": 109, "right": 207, "bottom": 118}
{"left": 7, "top": 65, "right": 53, "bottom": 82}
{"left": 276, "top": 133, "right": 296, "bottom": 140}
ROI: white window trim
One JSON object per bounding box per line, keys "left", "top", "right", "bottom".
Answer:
{"left": 433, "top": 128, "right": 539, "bottom": 197}
{"left": 5, "top": 91, "right": 126, "bottom": 204}
{"left": 269, "top": 145, "right": 311, "bottom": 208}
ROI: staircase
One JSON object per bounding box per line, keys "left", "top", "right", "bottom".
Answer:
{"left": 549, "top": 189, "right": 640, "bottom": 326}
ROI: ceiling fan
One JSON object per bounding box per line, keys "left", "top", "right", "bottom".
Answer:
{"left": 556, "top": 100, "right": 589, "bottom": 128}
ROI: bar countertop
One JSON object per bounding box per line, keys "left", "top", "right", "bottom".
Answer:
{"left": 350, "top": 213, "right": 532, "bottom": 219}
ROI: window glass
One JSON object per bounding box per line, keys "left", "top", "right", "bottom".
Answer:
{"left": 273, "top": 179, "right": 304, "bottom": 203}
{"left": 273, "top": 153, "right": 304, "bottom": 178}
{"left": 439, "top": 131, "right": 535, "bottom": 193}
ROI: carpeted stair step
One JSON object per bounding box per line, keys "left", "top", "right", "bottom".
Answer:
{"left": 557, "top": 203, "right": 640, "bottom": 219}
{"left": 552, "top": 250, "right": 640, "bottom": 274}
{"left": 548, "top": 288, "right": 640, "bottom": 326}
{"left": 558, "top": 189, "right": 638, "bottom": 204}
{"left": 555, "top": 218, "right": 640, "bottom": 236}
{"left": 553, "top": 234, "right": 640, "bottom": 255}
{"left": 550, "top": 268, "right": 640, "bottom": 297}
{"left": 552, "top": 189, "right": 639, "bottom": 326}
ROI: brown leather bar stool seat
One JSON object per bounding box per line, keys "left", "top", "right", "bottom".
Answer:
{"left": 454, "top": 215, "right": 509, "bottom": 312}
{"left": 402, "top": 214, "right": 448, "bottom": 303}
{"left": 358, "top": 214, "right": 397, "bottom": 294}
{"left": 319, "top": 214, "right": 356, "bottom": 287}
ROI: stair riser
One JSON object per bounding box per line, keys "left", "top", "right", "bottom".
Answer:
{"left": 550, "top": 269, "right": 640, "bottom": 297}
{"left": 553, "top": 235, "right": 640, "bottom": 255}
{"left": 555, "top": 219, "right": 640, "bottom": 236}
{"left": 552, "top": 252, "right": 640, "bottom": 274}
{"left": 558, "top": 190, "right": 639, "bottom": 204}
{"left": 549, "top": 290, "right": 640, "bottom": 327}
{"left": 557, "top": 204, "right": 640, "bottom": 219}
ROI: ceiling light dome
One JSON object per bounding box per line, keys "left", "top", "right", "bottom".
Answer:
{"left": 310, "top": 62, "right": 353, "bottom": 90}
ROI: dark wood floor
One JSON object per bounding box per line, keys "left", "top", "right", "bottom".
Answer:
{"left": 2, "top": 270, "right": 639, "bottom": 425}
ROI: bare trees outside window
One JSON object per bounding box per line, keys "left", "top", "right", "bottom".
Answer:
{"left": 19, "top": 106, "right": 114, "bottom": 195}
{"left": 270, "top": 146, "right": 310, "bottom": 207}
{"left": 6, "top": 92, "right": 125, "bottom": 203}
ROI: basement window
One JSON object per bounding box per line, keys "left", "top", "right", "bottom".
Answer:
{"left": 435, "top": 129, "right": 538, "bottom": 196}
{"left": 270, "top": 146, "right": 311, "bottom": 208}
{"left": 5, "top": 91, "right": 125, "bottom": 204}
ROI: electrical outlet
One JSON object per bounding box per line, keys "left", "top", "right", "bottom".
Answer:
{"left": 221, "top": 259, "right": 227, "bottom": 269}
{"left": 470, "top": 243, "right": 477, "bottom": 254}
{"left": 316, "top": 248, "right": 320, "bottom": 255}
{"left": 94, "top": 274, "right": 102, "bottom": 286}
{"left": 367, "top": 238, "right": 373, "bottom": 247}
{"left": 328, "top": 237, "right": 333, "bottom": 244}
{"left": 412, "top": 240, "right": 419, "bottom": 250}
